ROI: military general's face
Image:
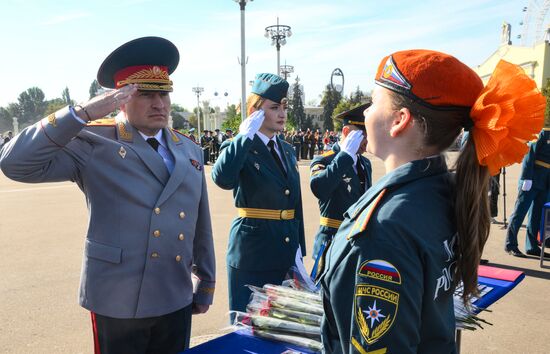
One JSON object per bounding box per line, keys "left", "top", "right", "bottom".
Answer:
{"left": 259, "top": 98, "right": 287, "bottom": 136}
{"left": 123, "top": 90, "right": 171, "bottom": 136}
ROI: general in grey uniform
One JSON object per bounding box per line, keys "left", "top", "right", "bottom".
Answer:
{"left": 0, "top": 36, "right": 215, "bottom": 354}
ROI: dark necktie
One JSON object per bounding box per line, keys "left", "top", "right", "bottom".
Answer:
{"left": 356, "top": 159, "right": 366, "bottom": 193}
{"left": 147, "top": 138, "right": 160, "bottom": 152}
{"left": 267, "top": 140, "right": 287, "bottom": 177}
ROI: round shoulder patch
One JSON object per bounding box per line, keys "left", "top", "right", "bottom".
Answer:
{"left": 358, "top": 259, "right": 401, "bottom": 284}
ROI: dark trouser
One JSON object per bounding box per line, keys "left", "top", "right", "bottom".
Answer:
{"left": 309, "top": 145, "right": 315, "bottom": 159}
{"left": 293, "top": 144, "right": 301, "bottom": 160}
{"left": 91, "top": 305, "right": 192, "bottom": 354}
{"left": 227, "top": 265, "right": 288, "bottom": 314}
{"left": 203, "top": 148, "right": 210, "bottom": 164}
{"left": 489, "top": 173, "right": 500, "bottom": 217}
{"left": 301, "top": 144, "right": 308, "bottom": 160}
{"left": 505, "top": 185, "right": 548, "bottom": 252}
{"left": 212, "top": 144, "right": 220, "bottom": 162}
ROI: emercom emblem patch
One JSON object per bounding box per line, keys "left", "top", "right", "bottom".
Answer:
{"left": 355, "top": 284, "right": 399, "bottom": 345}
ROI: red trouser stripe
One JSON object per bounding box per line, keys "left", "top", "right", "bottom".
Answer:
{"left": 90, "top": 312, "right": 101, "bottom": 354}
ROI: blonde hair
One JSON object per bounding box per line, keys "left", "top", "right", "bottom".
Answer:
{"left": 246, "top": 93, "right": 265, "bottom": 116}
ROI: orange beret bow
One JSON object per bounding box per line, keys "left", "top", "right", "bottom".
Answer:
{"left": 470, "top": 60, "right": 546, "bottom": 176}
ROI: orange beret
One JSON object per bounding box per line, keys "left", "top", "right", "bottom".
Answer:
{"left": 375, "top": 49, "right": 483, "bottom": 108}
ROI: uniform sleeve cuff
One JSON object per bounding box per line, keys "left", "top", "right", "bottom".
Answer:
{"left": 193, "top": 280, "right": 215, "bottom": 305}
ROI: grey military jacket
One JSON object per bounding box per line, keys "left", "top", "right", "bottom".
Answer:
{"left": 0, "top": 107, "right": 215, "bottom": 319}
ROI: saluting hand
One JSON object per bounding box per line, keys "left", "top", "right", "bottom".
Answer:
{"left": 340, "top": 130, "right": 364, "bottom": 163}
{"left": 74, "top": 84, "right": 139, "bottom": 122}
{"left": 239, "top": 109, "right": 265, "bottom": 140}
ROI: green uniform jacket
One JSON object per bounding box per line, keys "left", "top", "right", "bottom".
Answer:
{"left": 319, "top": 156, "right": 457, "bottom": 354}
{"left": 211, "top": 134, "right": 306, "bottom": 271}
{"left": 310, "top": 143, "right": 372, "bottom": 258}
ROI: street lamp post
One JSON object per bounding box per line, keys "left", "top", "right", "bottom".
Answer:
{"left": 280, "top": 64, "right": 294, "bottom": 80}
{"left": 265, "top": 17, "right": 292, "bottom": 76}
{"left": 330, "top": 68, "right": 345, "bottom": 94}
{"left": 192, "top": 86, "right": 204, "bottom": 135}
{"left": 234, "top": 0, "right": 253, "bottom": 121}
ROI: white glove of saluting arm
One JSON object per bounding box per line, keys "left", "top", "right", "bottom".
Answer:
{"left": 339, "top": 130, "right": 364, "bottom": 164}
{"left": 521, "top": 179, "right": 532, "bottom": 192}
{"left": 73, "top": 84, "right": 138, "bottom": 122}
{"left": 239, "top": 109, "right": 265, "bottom": 140}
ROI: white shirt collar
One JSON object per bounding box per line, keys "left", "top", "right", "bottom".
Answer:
{"left": 138, "top": 129, "right": 166, "bottom": 148}
{"left": 256, "top": 131, "right": 277, "bottom": 147}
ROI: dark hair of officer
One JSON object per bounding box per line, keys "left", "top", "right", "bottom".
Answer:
{"left": 376, "top": 50, "right": 545, "bottom": 302}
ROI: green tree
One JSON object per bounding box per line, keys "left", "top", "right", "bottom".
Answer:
{"left": 541, "top": 78, "right": 550, "bottom": 127}
{"left": 303, "top": 114, "right": 313, "bottom": 130}
{"left": 332, "top": 100, "right": 353, "bottom": 132}
{"left": 62, "top": 87, "right": 74, "bottom": 106}
{"left": 89, "top": 79, "right": 102, "bottom": 99}
{"left": 221, "top": 104, "right": 240, "bottom": 133}
{"left": 17, "top": 87, "right": 47, "bottom": 124}
{"left": 320, "top": 84, "right": 342, "bottom": 131}
{"left": 44, "top": 98, "right": 66, "bottom": 116}
{"left": 289, "top": 76, "right": 306, "bottom": 129}
{"left": 170, "top": 103, "right": 188, "bottom": 129}
{"left": 349, "top": 86, "right": 364, "bottom": 105}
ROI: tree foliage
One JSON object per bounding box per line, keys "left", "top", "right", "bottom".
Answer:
{"left": 170, "top": 104, "right": 189, "bottom": 129}
{"left": 320, "top": 84, "right": 342, "bottom": 131}
{"left": 17, "top": 87, "right": 47, "bottom": 124}
{"left": 330, "top": 87, "right": 371, "bottom": 132}
{"left": 349, "top": 86, "right": 365, "bottom": 105}
{"left": 89, "top": 79, "right": 102, "bottom": 99}
{"left": 44, "top": 98, "right": 66, "bottom": 116}
{"left": 62, "top": 86, "right": 74, "bottom": 106}
{"left": 288, "top": 76, "right": 306, "bottom": 129}
{"left": 221, "top": 104, "right": 241, "bottom": 133}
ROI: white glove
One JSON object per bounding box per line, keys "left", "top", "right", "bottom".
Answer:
{"left": 239, "top": 109, "right": 265, "bottom": 140}
{"left": 521, "top": 179, "right": 532, "bottom": 192}
{"left": 340, "top": 130, "right": 364, "bottom": 163}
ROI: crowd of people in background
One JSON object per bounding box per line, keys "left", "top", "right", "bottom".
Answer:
{"left": 194, "top": 127, "right": 341, "bottom": 164}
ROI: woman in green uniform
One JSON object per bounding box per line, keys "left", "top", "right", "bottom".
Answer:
{"left": 319, "top": 50, "right": 545, "bottom": 354}
{"left": 212, "top": 73, "right": 306, "bottom": 313}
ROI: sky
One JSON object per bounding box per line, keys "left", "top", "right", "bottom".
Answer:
{"left": 0, "top": 0, "right": 530, "bottom": 111}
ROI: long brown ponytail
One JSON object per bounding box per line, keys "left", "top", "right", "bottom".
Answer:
{"left": 455, "top": 136, "right": 490, "bottom": 302}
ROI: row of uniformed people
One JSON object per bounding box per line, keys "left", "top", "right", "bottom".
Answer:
{"left": 213, "top": 47, "right": 545, "bottom": 353}
{"left": 211, "top": 73, "right": 373, "bottom": 312}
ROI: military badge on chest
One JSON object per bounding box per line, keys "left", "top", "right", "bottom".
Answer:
{"left": 190, "top": 159, "right": 202, "bottom": 171}
{"left": 355, "top": 259, "right": 400, "bottom": 345}
{"left": 118, "top": 146, "right": 127, "bottom": 159}
{"left": 343, "top": 174, "right": 352, "bottom": 192}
